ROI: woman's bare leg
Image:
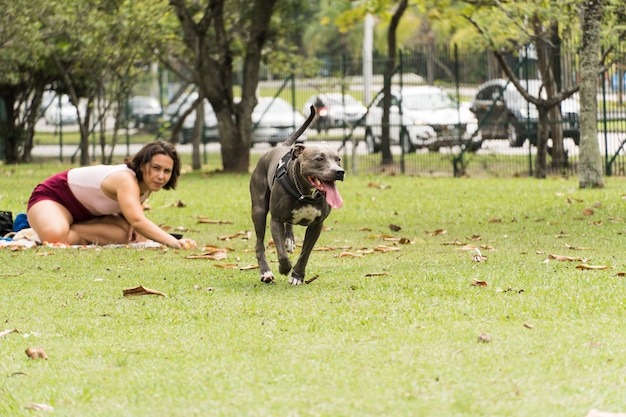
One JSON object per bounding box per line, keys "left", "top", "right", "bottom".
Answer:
{"left": 28, "top": 201, "right": 130, "bottom": 245}
{"left": 71, "top": 215, "right": 131, "bottom": 245}
{"left": 27, "top": 201, "right": 77, "bottom": 244}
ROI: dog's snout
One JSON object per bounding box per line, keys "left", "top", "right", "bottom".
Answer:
{"left": 335, "top": 169, "right": 345, "bottom": 181}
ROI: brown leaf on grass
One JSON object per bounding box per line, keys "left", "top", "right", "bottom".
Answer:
{"left": 185, "top": 251, "right": 228, "bottom": 260}
{"left": 382, "top": 236, "right": 401, "bottom": 242}
{"left": 365, "top": 272, "right": 390, "bottom": 277}
{"left": 547, "top": 254, "right": 586, "bottom": 262}
{"left": 389, "top": 224, "right": 402, "bottom": 232}
{"left": 367, "top": 182, "right": 390, "bottom": 189}
{"left": 197, "top": 217, "right": 233, "bottom": 225}
{"left": 471, "top": 279, "right": 488, "bottom": 287}
{"left": 305, "top": 275, "right": 319, "bottom": 284}
{"left": 582, "top": 208, "right": 595, "bottom": 216}
{"left": 338, "top": 251, "right": 364, "bottom": 258}
{"left": 0, "top": 328, "right": 18, "bottom": 338}
{"left": 218, "top": 231, "right": 250, "bottom": 240}
{"left": 466, "top": 234, "right": 482, "bottom": 241}
{"left": 477, "top": 333, "right": 492, "bottom": 343}
{"left": 171, "top": 200, "right": 186, "bottom": 207}
{"left": 425, "top": 229, "right": 447, "bottom": 236}
{"left": 374, "top": 245, "right": 401, "bottom": 253}
{"left": 555, "top": 232, "right": 569, "bottom": 238}
{"left": 472, "top": 253, "right": 487, "bottom": 262}
{"left": 239, "top": 265, "right": 259, "bottom": 271}
{"left": 523, "top": 322, "right": 534, "bottom": 329}
{"left": 563, "top": 243, "right": 592, "bottom": 250}
{"left": 123, "top": 285, "right": 168, "bottom": 297}
{"left": 25, "top": 347, "right": 48, "bottom": 360}
{"left": 576, "top": 264, "right": 614, "bottom": 271}
{"left": 488, "top": 217, "right": 502, "bottom": 223}
{"left": 442, "top": 240, "right": 465, "bottom": 246}
{"left": 398, "top": 237, "right": 412, "bottom": 244}
{"left": 214, "top": 263, "right": 239, "bottom": 269}
{"left": 615, "top": 272, "right": 626, "bottom": 277}
{"left": 358, "top": 227, "right": 372, "bottom": 231}
{"left": 25, "top": 403, "right": 54, "bottom": 412}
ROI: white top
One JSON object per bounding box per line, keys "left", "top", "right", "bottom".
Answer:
{"left": 67, "top": 164, "right": 149, "bottom": 216}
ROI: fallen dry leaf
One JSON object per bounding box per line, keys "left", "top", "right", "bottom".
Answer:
{"left": 563, "top": 243, "right": 591, "bottom": 250}
{"left": 488, "top": 217, "right": 502, "bottom": 223}
{"left": 218, "top": 231, "right": 250, "bottom": 240}
{"left": 442, "top": 240, "right": 465, "bottom": 246}
{"left": 239, "top": 265, "right": 259, "bottom": 270}
{"left": 185, "top": 251, "right": 228, "bottom": 260}
{"left": 615, "top": 272, "right": 626, "bottom": 277}
{"left": 365, "top": 272, "right": 390, "bottom": 277}
{"left": 338, "top": 251, "right": 363, "bottom": 258}
{"left": 25, "top": 347, "right": 48, "bottom": 360}
{"left": 374, "top": 245, "right": 401, "bottom": 253}
{"left": 398, "top": 237, "right": 412, "bottom": 244}
{"left": 582, "top": 208, "right": 595, "bottom": 216}
{"left": 123, "top": 285, "right": 168, "bottom": 297}
{"left": 305, "top": 275, "right": 319, "bottom": 284}
{"left": 389, "top": 224, "right": 402, "bottom": 232}
{"left": 548, "top": 254, "right": 586, "bottom": 262}
{"left": 471, "top": 279, "right": 488, "bottom": 287}
{"left": 25, "top": 403, "right": 54, "bottom": 412}
{"left": 358, "top": 227, "right": 372, "bottom": 231}
{"left": 523, "top": 322, "right": 534, "bottom": 329}
{"left": 425, "top": 229, "right": 447, "bottom": 236}
{"left": 555, "top": 232, "right": 570, "bottom": 238}
{"left": 214, "top": 263, "right": 239, "bottom": 269}
{"left": 197, "top": 217, "right": 233, "bottom": 224}
{"left": 477, "top": 333, "right": 492, "bottom": 343}
{"left": 576, "top": 264, "right": 614, "bottom": 270}
{"left": 466, "top": 234, "right": 482, "bottom": 241}
{"left": 171, "top": 200, "right": 186, "bottom": 207}
{"left": 0, "top": 328, "right": 18, "bottom": 338}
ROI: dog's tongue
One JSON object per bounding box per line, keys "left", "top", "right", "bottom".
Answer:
{"left": 320, "top": 180, "right": 343, "bottom": 209}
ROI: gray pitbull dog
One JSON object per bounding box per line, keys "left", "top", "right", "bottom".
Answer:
{"left": 250, "top": 106, "right": 344, "bottom": 285}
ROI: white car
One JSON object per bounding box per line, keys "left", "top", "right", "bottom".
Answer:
{"left": 164, "top": 92, "right": 218, "bottom": 144}
{"left": 364, "top": 85, "right": 479, "bottom": 153}
{"left": 302, "top": 93, "right": 367, "bottom": 128}
{"left": 252, "top": 97, "right": 306, "bottom": 145}
{"left": 43, "top": 94, "right": 79, "bottom": 125}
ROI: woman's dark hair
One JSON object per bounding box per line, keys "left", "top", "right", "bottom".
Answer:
{"left": 126, "top": 141, "right": 181, "bottom": 190}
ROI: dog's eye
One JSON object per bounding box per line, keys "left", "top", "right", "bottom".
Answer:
{"left": 315, "top": 156, "right": 324, "bottom": 161}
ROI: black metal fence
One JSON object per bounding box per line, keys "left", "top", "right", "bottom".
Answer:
{"left": 256, "top": 44, "right": 626, "bottom": 177}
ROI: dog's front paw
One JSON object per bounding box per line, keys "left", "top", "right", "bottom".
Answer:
{"left": 260, "top": 271, "right": 275, "bottom": 284}
{"left": 288, "top": 273, "right": 304, "bottom": 286}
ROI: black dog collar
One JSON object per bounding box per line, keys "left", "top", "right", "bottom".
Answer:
{"left": 275, "top": 149, "right": 324, "bottom": 204}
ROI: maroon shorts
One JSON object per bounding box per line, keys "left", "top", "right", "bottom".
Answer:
{"left": 27, "top": 170, "right": 94, "bottom": 223}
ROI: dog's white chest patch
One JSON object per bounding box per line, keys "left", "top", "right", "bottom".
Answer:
{"left": 291, "top": 206, "right": 322, "bottom": 225}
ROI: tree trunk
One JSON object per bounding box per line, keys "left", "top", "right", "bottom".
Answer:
{"left": 381, "top": 0, "right": 407, "bottom": 165}
{"left": 578, "top": 0, "right": 604, "bottom": 188}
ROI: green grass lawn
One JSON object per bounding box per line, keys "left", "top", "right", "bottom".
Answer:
{"left": 1, "top": 161, "right": 626, "bottom": 416}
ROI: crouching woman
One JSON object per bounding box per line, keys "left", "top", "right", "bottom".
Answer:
{"left": 27, "top": 141, "right": 197, "bottom": 249}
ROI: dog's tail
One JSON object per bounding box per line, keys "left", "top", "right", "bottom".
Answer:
{"left": 281, "top": 105, "right": 316, "bottom": 147}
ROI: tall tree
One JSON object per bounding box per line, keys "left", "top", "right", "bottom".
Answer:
{"left": 167, "top": 0, "right": 308, "bottom": 173}
{"left": 578, "top": 0, "right": 604, "bottom": 188}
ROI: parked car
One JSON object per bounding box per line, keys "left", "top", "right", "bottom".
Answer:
{"left": 123, "top": 96, "right": 162, "bottom": 129}
{"left": 252, "top": 97, "right": 306, "bottom": 146}
{"left": 163, "top": 92, "right": 218, "bottom": 144}
{"left": 364, "top": 85, "right": 478, "bottom": 153}
{"left": 470, "top": 79, "right": 580, "bottom": 147}
{"left": 43, "top": 94, "right": 79, "bottom": 125}
{"left": 302, "top": 93, "right": 367, "bottom": 130}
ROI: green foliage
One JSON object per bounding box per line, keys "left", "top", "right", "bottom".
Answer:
{"left": 1, "top": 163, "right": 626, "bottom": 415}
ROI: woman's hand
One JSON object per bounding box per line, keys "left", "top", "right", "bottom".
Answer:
{"left": 176, "top": 238, "right": 197, "bottom": 249}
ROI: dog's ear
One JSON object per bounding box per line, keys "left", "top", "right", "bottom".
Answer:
{"left": 292, "top": 144, "right": 305, "bottom": 159}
